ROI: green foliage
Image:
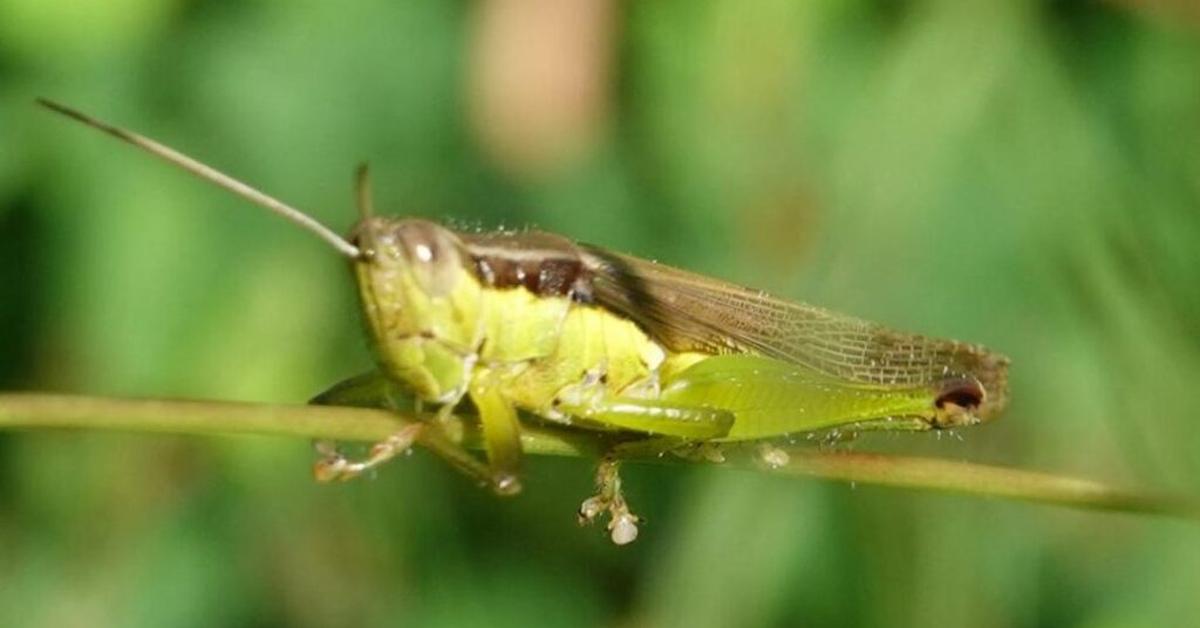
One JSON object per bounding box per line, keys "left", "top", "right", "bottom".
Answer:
{"left": 2, "top": 1, "right": 1199, "bottom": 626}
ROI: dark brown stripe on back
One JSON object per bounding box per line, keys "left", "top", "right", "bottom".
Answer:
{"left": 461, "top": 229, "right": 594, "bottom": 300}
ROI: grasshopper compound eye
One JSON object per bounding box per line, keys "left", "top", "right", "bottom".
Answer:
{"left": 348, "top": 218, "right": 467, "bottom": 296}
{"left": 392, "top": 219, "right": 468, "bottom": 297}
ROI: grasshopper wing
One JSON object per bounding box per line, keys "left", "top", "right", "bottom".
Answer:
{"left": 581, "top": 248, "right": 1009, "bottom": 422}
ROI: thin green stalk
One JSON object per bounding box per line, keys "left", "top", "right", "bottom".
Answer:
{"left": 0, "top": 392, "right": 1195, "bottom": 520}
{"left": 0, "top": 393, "right": 596, "bottom": 456}
{"left": 756, "top": 450, "right": 1198, "bottom": 518}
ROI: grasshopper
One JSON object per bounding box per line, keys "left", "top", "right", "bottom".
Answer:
{"left": 39, "top": 99, "right": 1009, "bottom": 544}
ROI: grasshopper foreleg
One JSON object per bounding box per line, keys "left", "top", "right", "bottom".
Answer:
{"left": 312, "top": 423, "right": 423, "bottom": 482}
{"left": 309, "top": 371, "right": 503, "bottom": 491}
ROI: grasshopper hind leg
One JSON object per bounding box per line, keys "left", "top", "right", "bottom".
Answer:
{"left": 552, "top": 396, "right": 734, "bottom": 440}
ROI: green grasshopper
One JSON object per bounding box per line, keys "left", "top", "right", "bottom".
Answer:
{"left": 39, "top": 99, "right": 1010, "bottom": 544}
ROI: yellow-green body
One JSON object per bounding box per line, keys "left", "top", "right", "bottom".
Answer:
{"left": 354, "top": 222, "right": 947, "bottom": 444}
{"left": 356, "top": 243, "right": 671, "bottom": 421}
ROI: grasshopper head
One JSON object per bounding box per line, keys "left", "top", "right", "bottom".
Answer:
{"left": 348, "top": 217, "right": 481, "bottom": 402}
{"left": 350, "top": 217, "right": 468, "bottom": 297}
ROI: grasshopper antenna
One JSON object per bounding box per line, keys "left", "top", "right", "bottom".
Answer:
{"left": 36, "top": 98, "right": 361, "bottom": 259}
{"left": 355, "top": 163, "right": 374, "bottom": 219}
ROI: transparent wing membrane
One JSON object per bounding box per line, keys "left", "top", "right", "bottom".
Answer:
{"left": 585, "top": 249, "right": 1009, "bottom": 419}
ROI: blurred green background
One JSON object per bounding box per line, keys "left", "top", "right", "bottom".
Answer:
{"left": 3, "top": 0, "right": 1200, "bottom": 626}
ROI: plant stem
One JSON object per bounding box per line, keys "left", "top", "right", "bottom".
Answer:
{"left": 0, "top": 392, "right": 1195, "bottom": 520}
{"left": 0, "top": 393, "right": 595, "bottom": 456}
